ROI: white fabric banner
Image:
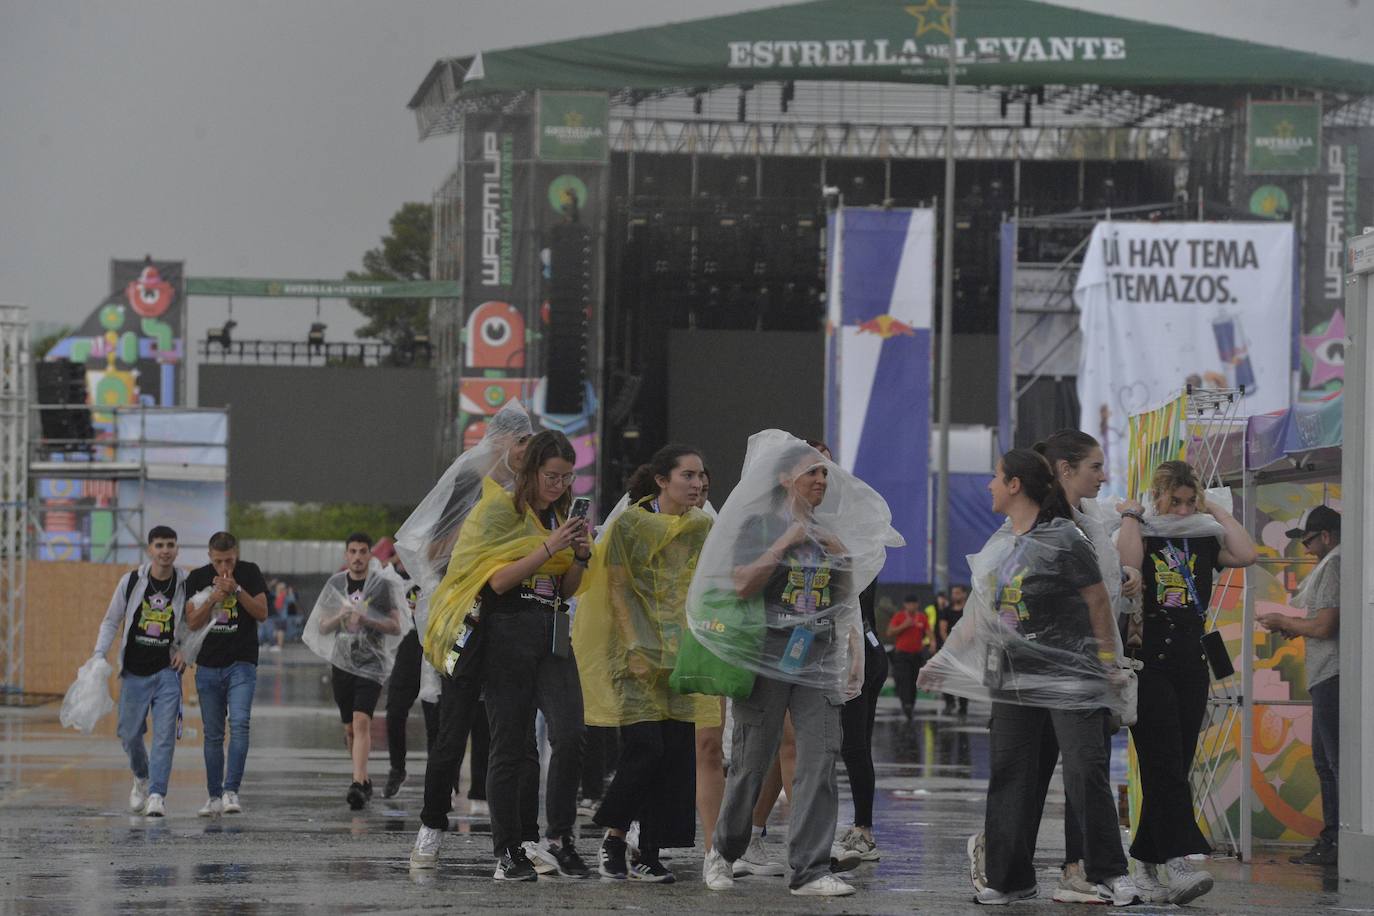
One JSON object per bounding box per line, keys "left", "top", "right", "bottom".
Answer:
{"left": 1075, "top": 221, "right": 1294, "bottom": 496}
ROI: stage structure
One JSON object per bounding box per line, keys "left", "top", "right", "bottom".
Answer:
{"left": 0, "top": 305, "right": 28, "bottom": 699}
{"left": 409, "top": 0, "right": 1374, "bottom": 572}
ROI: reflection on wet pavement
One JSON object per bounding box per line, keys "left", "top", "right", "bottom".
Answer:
{"left": 0, "top": 645, "right": 1366, "bottom": 913}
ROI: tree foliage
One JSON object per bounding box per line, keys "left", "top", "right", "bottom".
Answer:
{"left": 229, "top": 502, "right": 413, "bottom": 542}
{"left": 347, "top": 201, "right": 432, "bottom": 354}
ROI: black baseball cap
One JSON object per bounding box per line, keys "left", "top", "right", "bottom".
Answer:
{"left": 1285, "top": 505, "right": 1340, "bottom": 540}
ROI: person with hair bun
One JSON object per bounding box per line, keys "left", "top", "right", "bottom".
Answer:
{"left": 574, "top": 444, "right": 717, "bottom": 883}
{"left": 968, "top": 448, "right": 1136, "bottom": 906}
{"left": 1115, "top": 460, "right": 1257, "bottom": 904}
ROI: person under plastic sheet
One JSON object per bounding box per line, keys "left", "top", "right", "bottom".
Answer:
{"left": 301, "top": 535, "right": 409, "bottom": 810}
{"left": 922, "top": 448, "right": 1135, "bottom": 906}
{"left": 1116, "top": 460, "right": 1257, "bottom": 905}
{"left": 574, "top": 444, "right": 718, "bottom": 883}
{"left": 694, "top": 430, "right": 901, "bottom": 898}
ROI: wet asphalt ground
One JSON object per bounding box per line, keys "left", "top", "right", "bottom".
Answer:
{"left": 0, "top": 645, "right": 1367, "bottom": 914}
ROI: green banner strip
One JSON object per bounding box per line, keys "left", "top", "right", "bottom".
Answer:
{"left": 186, "top": 278, "right": 460, "bottom": 299}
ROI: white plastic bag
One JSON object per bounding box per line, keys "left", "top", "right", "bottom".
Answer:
{"left": 60, "top": 657, "right": 115, "bottom": 733}
{"left": 419, "top": 656, "right": 442, "bottom": 705}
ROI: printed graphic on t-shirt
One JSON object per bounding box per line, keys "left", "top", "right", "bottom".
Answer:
{"left": 133, "top": 591, "right": 175, "bottom": 646}
{"left": 521, "top": 573, "right": 561, "bottom": 609}
{"left": 995, "top": 567, "right": 1029, "bottom": 629}
{"left": 405, "top": 584, "right": 420, "bottom": 612}
{"left": 344, "top": 588, "right": 368, "bottom": 633}
{"left": 1152, "top": 545, "right": 1198, "bottom": 610}
{"left": 209, "top": 591, "right": 240, "bottom": 634}
{"left": 780, "top": 545, "right": 832, "bottom": 613}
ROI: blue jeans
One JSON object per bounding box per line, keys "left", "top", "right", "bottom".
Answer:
{"left": 195, "top": 662, "right": 258, "bottom": 797}
{"left": 117, "top": 667, "right": 182, "bottom": 797}
{"left": 1311, "top": 676, "right": 1339, "bottom": 844}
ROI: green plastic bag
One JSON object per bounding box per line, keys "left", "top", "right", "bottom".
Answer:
{"left": 670, "top": 589, "right": 764, "bottom": 700}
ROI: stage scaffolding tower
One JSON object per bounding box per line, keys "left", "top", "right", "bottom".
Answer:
{"left": 0, "top": 306, "right": 29, "bottom": 700}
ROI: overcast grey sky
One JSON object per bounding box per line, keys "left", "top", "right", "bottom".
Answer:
{"left": 3, "top": 0, "right": 1369, "bottom": 344}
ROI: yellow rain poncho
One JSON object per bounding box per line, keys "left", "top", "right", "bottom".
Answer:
{"left": 573, "top": 498, "right": 722, "bottom": 728}
{"left": 424, "top": 477, "right": 575, "bottom": 670}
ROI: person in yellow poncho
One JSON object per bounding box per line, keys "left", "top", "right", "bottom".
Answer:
{"left": 423, "top": 429, "right": 593, "bottom": 882}
{"left": 572, "top": 445, "right": 716, "bottom": 884}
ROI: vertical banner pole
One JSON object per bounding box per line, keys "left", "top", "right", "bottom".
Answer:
{"left": 935, "top": 0, "right": 958, "bottom": 591}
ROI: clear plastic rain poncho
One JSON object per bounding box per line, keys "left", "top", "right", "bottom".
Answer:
{"left": 303, "top": 558, "right": 412, "bottom": 683}
{"left": 60, "top": 657, "right": 115, "bottom": 733}
{"left": 424, "top": 478, "right": 576, "bottom": 670}
{"left": 573, "top": 497, "right": 721, "bottom": 727}
{"left": 1135, "top": 487, "right": 1230, "bottom": 543}
{"left": 917, "top": 517, "right": 1133, "bottom": 718}
{"left": 684, "top": 430, "right": 903, "bottom": 701}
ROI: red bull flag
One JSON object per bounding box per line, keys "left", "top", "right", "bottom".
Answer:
{"left": 825, "top": 207, "right": 935, "bottom": 583}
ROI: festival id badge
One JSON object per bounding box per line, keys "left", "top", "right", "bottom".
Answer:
{"left": 779, "top": 626, "right": 816, "bottom": 673}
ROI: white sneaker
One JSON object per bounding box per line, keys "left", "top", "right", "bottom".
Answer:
{"left": 468, "top": 799, "right": 489, "bottom": 817}
{"left": 834, "top": 826, "right": 879, "bottom": 862}
{"left": 220, "top": 791, "right": 242, "bottom": 814}
{"left": 197, "top": 796, "right": 223, "bottom": 818}
{"left": 522, "top": 839, "right": 559, "bottom": 875}
{"left": 967, "top": 832, "right": 988, "bottom": 894}
{"left": 975, "top": 885, "right": 1037, "bottom": 905}
{"left": 703, "top": 849, "right": 735, "bottom": 890}
{"left": 129, "top": 777, "right": 150, "bottom": 813}
{"left": 1051, "top": 861, "right": 1098, "bottom": 903}
{"left": 143, "top": 793, "right": 166, "bottom": 817}
{"left": 1132, "top": 860, "right": 1170, "bottom": 903}
{"left": 1164, "top": 856, "right": 1213, "bottom": 905}
{"left": 410, "top": 826, "right": 443, "bottom": 869}
{"left": 736, "top": 834, "right": 786, "bottom": 876}
{"left": 791, "top": 874, "right": 855, "bottom": 897}
{"left": 1095, "top": 874, "right": 1139, "bottom": 906}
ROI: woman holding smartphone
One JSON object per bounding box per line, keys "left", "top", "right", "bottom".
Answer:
{"left": 425, "top": 429, "right": 592, "bottom": 881}
{"left": 574, "top": 444, "right": 716, "bottom": 883}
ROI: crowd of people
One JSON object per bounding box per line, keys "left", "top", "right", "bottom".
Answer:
{"left": 82, "top": 401, "right": 1345, "bottom": 903}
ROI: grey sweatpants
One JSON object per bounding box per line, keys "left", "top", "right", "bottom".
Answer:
{"left": 713, "top": 675, "right": 843, "bottom": 889}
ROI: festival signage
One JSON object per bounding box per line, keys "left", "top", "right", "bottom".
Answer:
{"left": 1075, "top": 222, "right": 1295, "bottom": 496}
{"left": 536, "top": 91, "right": 609, "bottom": 162}
{"left": 1246, "top": 100, "right": 1322, "bottom": 175}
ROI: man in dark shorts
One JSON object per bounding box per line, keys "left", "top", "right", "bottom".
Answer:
{"left": 319, "top": 532, "right": 402, "bottom": 809}
{"left": 183, "top": 531, "right": 268, "bottom": 817}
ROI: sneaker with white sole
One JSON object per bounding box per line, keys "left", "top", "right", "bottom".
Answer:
{"left": 791, "top": 874, "right": 855, "bottom": 897}
{"left": 736, "top": 834, "right": 786, "bottom": 876}
{"left": 522, "top": 840, "right": 559, "bottom": 875}
{"left": 576, "top": 796, "right": 598, "bottom": 818}
{"left": 628, "top": 854, "right": 675, "bottom": 883}
{"left": 410, "top": 826, "right": 443, "bottom": 869}
{"left": 197, "top": 796, "right": 223, "bottom": 818}
{"left": 1164, "top": 856, "right": 1213, "bottom": 905}
{"left": 1051, "top": 861, "right": 1099, "bottom": 904}
{"left": 1132, "top": 860, "right": 1170, "bottom": 903}
{"left": 598, "top": 834, "right": 629, "bottom": 879}
{"left": 975, "top": 885, "right": 1037, "bottom": 905}
{"left": 220, "top": 791, "right": 241, "bottom": 814}
{"left": 547, "top": 836, "right": 591, "bottom": 878}
{"left": 1095, "top": 874, "right": 1139, "bottom": 906}
{"left": 129, "top": 777, "right": 150, "bottom": 813}
{"left": 143, "top": 793, "right": 166, "bottom": 817}
{"left": 703, "top": 849, "right": 735, "bottom": 890}
{"left": 967, "top": 832, "right": 988, "bottom": 894}
{"left": 834, "top": 826, "right": 880, "bottom": 862}
{"left": 493, "top": 846, "right": 538, "bottom": 881}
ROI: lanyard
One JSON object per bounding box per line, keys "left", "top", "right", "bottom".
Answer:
{"left": 1165, "top": 540, "right": 1203, "bottom": 613}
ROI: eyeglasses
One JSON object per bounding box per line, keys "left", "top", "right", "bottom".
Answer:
{"left": 1301, "top": 531, "right": 1324, "bottom": 547}
{"left": 541, "top": 472, "right": 576, "bottom": 486}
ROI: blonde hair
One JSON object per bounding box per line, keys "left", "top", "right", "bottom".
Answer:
{"left": 1149, "top": 460, "right": 1204, "bottom": 514}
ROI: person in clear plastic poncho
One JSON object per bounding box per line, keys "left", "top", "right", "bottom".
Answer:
{"left": 573, "top": 445, "right": 717, "bottom": 880}
{"left": 301, "top": 535, "right": 409, "bottom": 809}
{"left": 694, "top": 430, "right": 901, "bottom": 896}
{"left": 919, "top": 448, "right": 1134, "bottom": 904}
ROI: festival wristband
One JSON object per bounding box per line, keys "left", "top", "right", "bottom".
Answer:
{"left": 544, "top": 543, "right": 554, "bottom": 559}
{"left": 1121, "top": 511, "right": 1143, "bottom": 523}
{"left": 1097, "top": 649, "right": 1117, "bottom": 663}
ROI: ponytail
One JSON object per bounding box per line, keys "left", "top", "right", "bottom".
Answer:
{"left": 1000, "top": 447, "right": 1074, "bottom": 525}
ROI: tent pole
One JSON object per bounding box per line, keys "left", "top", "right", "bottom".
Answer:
{"left": 1240, "top": 461, "right": 1256, "bottom": 862}
{"left": 935, "top": 0, "right": 958, "bottom": 592}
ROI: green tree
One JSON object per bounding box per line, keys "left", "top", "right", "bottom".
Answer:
{"left": 347, "top": 201, "right": 432, "bottom": 357}
{"left": 229, "top": 502, "right": 413, "bottom": 542}
{"left": 33, "top": 326, "right": 73, "bottom": 360}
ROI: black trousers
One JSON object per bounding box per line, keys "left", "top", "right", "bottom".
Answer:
{"left": 984, "top": 703, "right": 1126, "bottom": 890}
{"left": 594, "top": 719, "right": 697, "bottom": 858}
{"left": 841, "top": 641, "right": 889, "bottom": 828}
{"left": 419, "top": 670, "right": 499, "bottom": 830}
{"left": 1128, "top": 665, "right": 1212, "bottom": 863}
{"left": 484, "top": 606, "right": 586, "bottom": 855}
{"left": 889, "top": 649, "right": 922, "bottom": 712}
{"left": 581, "top": 725, "right": 618, "bottom": 801}
{"left": 387, "top": 630, "right": 438, "bottom": 771}
{"left": 1031, "top": 715, "right": 1115, "bottom": 865}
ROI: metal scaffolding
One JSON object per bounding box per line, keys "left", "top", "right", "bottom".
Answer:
{"left": 0, "top": 306, "right": 29, "bottom": 700}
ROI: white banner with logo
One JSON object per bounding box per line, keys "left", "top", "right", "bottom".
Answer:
{"left": 1075, "top": 221, "right": 1294, "bottom": 495}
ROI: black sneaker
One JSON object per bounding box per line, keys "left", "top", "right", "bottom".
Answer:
{"left": 346, "top": 782, "right": 367, "bottom": 811}
{"left": 383, "top": 767, "right": 406, "bottom": 799}
{"left": 1290, "top": 840, "right": 1337, "bottom": 866}
{"left": 599, "top": 834, "right": 629, "bottom": 880}
{"left": 362, "top": 779, "right": 374, "bottom": 800}
{"left": 549, "top": 836, "right": 591, "bottom": 878}
{"left": 494, "top": 846, "right": 539, "bottom": 882}
{"left": 628, "top": 854, "right": 675, "bottom": 884}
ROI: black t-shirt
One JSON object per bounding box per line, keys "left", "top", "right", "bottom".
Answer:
{"left": 479, "top": 507, "right": 565, "bottom": 615}
{"left": 330, "top": 573, "right": 397, "bottom": 671}
{"left": 733, "top": 513, "right": 852, "bottom": 635}
{"left": 1141, "top": 535, "right": 1222, "bottom": 620}
{"left": 992, "top": 517, "right": 1103, "bottom": 651}
{"left": 186, "top": 560, "right": 268, "bottom": 668}
{"left": 123, "top": 574, "right": 177, "bottom": 677}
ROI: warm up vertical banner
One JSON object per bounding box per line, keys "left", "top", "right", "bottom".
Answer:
{"left": 825, "top": 207, "right": 935, "bottom": 583}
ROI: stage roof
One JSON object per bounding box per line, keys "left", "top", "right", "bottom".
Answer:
{"left": 411, "top": 0, "right": 1374, "bottom": 113}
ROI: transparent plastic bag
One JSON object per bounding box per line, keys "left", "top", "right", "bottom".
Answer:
{"left": 177, "top": 586, "right": 218, "bottom": 667}
{"left": 418, "top": 656, "right": 442, "bottom": 705}
{"left": 302, "top": 559, "right": 412, "bottom": 683}
{"left": 60, "top": 657, "right": 115, "bottom": 733}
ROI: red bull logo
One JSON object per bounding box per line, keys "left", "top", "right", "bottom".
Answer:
{"left": 856, "top": 314, "right": 916, "bottom": 339}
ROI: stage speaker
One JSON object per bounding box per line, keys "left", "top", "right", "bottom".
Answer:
{"left": 546, "top": 223, "right": 592, "bottom": 415}
{"left": 36, "top": 361, "right": 94, "bottom": 446}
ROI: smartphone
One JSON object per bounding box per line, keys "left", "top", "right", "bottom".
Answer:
{"left": 569, "top": 496, "right": 591, "bottom": 520}
{"left": 551, "top": 612, "right": 571, "bottom": 659}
